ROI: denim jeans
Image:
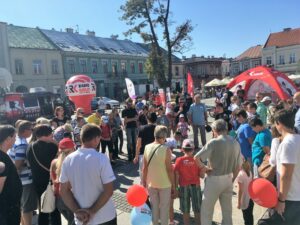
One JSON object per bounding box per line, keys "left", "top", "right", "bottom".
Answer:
{"left": 258, "top": 201, "right": 300, "bottom": 225}
{"left": 126, "top": 127, "right": 137, "bottom": 160}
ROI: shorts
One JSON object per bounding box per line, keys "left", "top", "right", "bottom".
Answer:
{"left": 21, "top": 183, "right": 38, "bottom": 213}
{"left": 179, "top": 185, "right": 202, "bottom": 213}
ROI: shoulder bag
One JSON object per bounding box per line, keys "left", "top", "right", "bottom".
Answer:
{"left": 258, "top": 154, "right": 276, "bottom": 182}
{"left": 32, "top": 144, "right": 56, "bottom": 213}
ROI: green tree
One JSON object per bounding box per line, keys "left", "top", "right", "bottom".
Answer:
{"left": 120, "top": 0, "right": 193, "bottom": 88}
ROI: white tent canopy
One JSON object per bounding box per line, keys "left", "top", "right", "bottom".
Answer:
{"left": 220, "top": 77, "right": 233, "bottom": 85}
{"left": 288, "top": 74, "right": 300, "bottom": 84}
{"left": 0, "top": 68, "right": 13, "bottom": 89}
{"left": 205, "top": 78, "right": 223, "bottom": 87}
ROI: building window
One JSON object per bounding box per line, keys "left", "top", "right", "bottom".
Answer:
{"left": 51, "top": 60, "right": 59, "bottom": 74}
{"left": 253, "top": 60, "right": 260, "bottom": 67}
{"left": 80, "top": 60, "right": 87, "bottom": 73}
{"left": 91, "top": 61, "right": 98, "bottom": 74}
{"left": 138, "top": 62, "right": 143, "bottom": 73}
{"left": 33, "top": 60, "right": 42, "bottom": 75}
{"left": 266, "top": 56, "right": 272, "bottom": 65}
{"left": 102, "top": 61, "right": 108, "bottom": 73}
{"left": 121, "top": 62, "right": 126, "bottom": 73}
{"left": 175, "top": 66, "right": 179, "bottom": 76}
{"left": 112, "top": 61, "right": 118, "bottom": 75}
{"left": 243, "top": 63, "right": 249, "bottom": 71}
{"left": 290, "top": 53, "right": 296, "bottom": 64}
{"left": 279, "top": 55, "right": 285, "bottom": 65}
{"left": 68, "top": 60, "right": 76, "bottom": 73}
{"left": 130, "top": 62, "right": 135, "bottom": 73}
{"left": 15, "top": 59, "right": 23, "bottom": 75}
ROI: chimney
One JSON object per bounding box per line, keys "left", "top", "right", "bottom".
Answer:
{"left": 65, "top": 28, "right": 74, "bottom": 33}
{"left": 283, "top": 28, "right": 291, "bottom": 32}
{"left": 86, "top": 30, "right": 95, "bottom": 36}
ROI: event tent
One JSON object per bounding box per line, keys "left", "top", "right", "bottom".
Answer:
{"left": 205, "top": 78, "right": 222, "bottom": 87}
{"left": 227, "top": 66, "right": 298, "bottom": 100}
{"left": 220, "top": 77, "right": 233, "bottom": 85}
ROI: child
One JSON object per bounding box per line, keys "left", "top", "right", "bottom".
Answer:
{"left": 174, "top": 130, "right": 183, "bottom": 148}
{"left": 177, "top": 114, "right": 189, "bottom": 139}
{"left": 100, "top": 115, "right": 114, "bottom": 164}
{"left": 174, "top": 139, "right": 205, "bottom": 225}
{"left": 247, "top": 102, "right": 259, "bottom": 121}
{"left": 73, "top": 116, "right": 85, "bottom": 149}
{"left": 236, "top": 160, "right": 254, "bottom": 225}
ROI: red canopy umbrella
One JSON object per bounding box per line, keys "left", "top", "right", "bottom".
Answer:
{"left": 227, "top": 66, "right": 298, "bottom": 100}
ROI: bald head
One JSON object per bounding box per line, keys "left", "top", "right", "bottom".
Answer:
{"left": 294, "top": 92, "right": 300, "bottom": 105}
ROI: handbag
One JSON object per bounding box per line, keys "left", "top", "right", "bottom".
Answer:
{"left": 258, "top": 154, "right": 276, "bottom": 182}
{"left": 32, "top": 144, "right": 56, "bottom": 213}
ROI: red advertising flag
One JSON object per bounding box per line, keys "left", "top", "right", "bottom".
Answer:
{"left": 187, "top": 72, "right": 194, "bottom": 97}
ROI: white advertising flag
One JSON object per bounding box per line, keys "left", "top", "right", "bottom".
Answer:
{"left": 125, "top": 78, "right": 136, "bottom": 99}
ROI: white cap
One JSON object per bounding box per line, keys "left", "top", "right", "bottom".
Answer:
{"left": 261, "top": 96, "right": 272, "bottom": 103}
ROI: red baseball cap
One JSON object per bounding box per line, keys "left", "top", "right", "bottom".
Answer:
{"left": 59, "top": 138, "right": 75, "bottom": 150}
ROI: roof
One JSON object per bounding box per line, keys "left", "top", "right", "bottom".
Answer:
{"left": 41, "top": 29, "right": 148, "bottom": 57}
{"left": 264, "top": 28, "right": 300, "bottom": 48}
{"left": 235, "top": 45, "right": 262, "bottom": 61}
{"left": 136, "top": 43, "right": 181, "bottom": 63}
{"left": 7, "top": 25, "right": 56, "bottom": 50}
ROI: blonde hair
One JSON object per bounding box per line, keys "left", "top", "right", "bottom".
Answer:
{"left": 242, "top": 160, "right": 251, "bottom": 177}
{"left": 64, "top": 123, "right": 73, "bottom": 133}
{"left": 55, "top": 152, "right": 68, "bottom": 180}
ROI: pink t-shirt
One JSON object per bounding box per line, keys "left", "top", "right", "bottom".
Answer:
{"left": 236, "top": 170, "right": 253, "bottom": 209}
{"left": 177, "top": 122, "right": 189, "bottom": 137}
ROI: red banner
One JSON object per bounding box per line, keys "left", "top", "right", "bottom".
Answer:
{"left": 187, "top": 72, "right": 194, "bottom": 97}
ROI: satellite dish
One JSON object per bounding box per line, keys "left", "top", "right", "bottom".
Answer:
{"left": 0, "top": 68, "right": 13, "bottom": 89}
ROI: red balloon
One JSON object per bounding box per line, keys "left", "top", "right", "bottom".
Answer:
{"left": 65, "top": 75, "right": 96, "bottom": 115}
{"left": 126, "top": 185, "right": 148, "bottom": 207}
{"left": 248, "top": 178, "right": 278, "bottom": 208}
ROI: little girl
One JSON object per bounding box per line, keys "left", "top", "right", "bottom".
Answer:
{"left": 177, "top": 114, "right": 189, "bottom": 139}
{"left": 236, "top": 160, "right": 254, "bottom": 225}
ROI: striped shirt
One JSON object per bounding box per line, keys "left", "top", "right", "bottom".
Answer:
{"left": 8, "top": 136, "right": 32, "bottom": 185}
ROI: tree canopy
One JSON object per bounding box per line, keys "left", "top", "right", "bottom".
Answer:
{"left": 120, "top": 0, "right": 193, "bottom": 88}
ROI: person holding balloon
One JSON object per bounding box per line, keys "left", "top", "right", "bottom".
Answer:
{"left": 257, "top": 109, "right": 300, "bottom": 225}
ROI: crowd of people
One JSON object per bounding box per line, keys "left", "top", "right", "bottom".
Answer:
{"left": 0, "top": 88, "right": 300, "bottom": 225}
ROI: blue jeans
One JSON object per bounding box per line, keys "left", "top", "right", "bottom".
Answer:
{"left": 126, "top": 127, "right": 137, "bottom": 160}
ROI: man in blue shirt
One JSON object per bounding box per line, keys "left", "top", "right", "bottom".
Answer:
{"left": 236, "top": 109, "right": 256, "bottom": 162}
{"left": 250, "top": 118, "right": 272, "bottom": 178}
{"left": 188, "top": 94, "right": 207, "bottom": 149}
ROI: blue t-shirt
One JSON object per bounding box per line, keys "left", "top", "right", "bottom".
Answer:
{"left": 252, "top": 129, "right": 272, "bottom": 166}
{"left": 237, "top": 123, "right": 256, "bottom": 159}
{"left": 188, "top": 103, "right": 207, "bottom": 126}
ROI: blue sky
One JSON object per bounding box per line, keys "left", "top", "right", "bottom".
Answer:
{"left": 1, "top": 0, "right": 299, "bottom": 58}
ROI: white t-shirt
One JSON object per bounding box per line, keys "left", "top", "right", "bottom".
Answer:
{"left": 60, "top": 148, "right": 116, "bottom": 225}
{"left": 269, "top": 138, "right": 280, "bottom": 167}
{"left": 276, "top": 134, "right": 300, "bottom": 201}
{"left": 236, "top": 170, "right": 252, "bottom": 209}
